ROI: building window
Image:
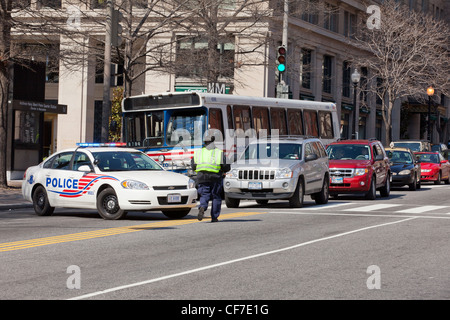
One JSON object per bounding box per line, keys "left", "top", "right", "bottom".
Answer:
{"left": 39, "top": 0, "right": 61, "bottom": 8}
{"left": 92, "top": 0, "right": 107, "bottom": 9}
{"left": 175, "top": 36, "right": 235, "bottom": 79}
{"left": 342, "top": 61, "right": 351, "bottom": 98}
{"left": 324, "top": 3, "right": 339, "bottom": 32}
{"left": 343, "top": 11, "right": 356, "bottom": 38}
{"left": 300, "top": 49, "right": 312, "bottom": 89}
{"left": 322, "top": 55, "right": 333, "bottom": 94}
{"left": 301, "top": 0, "right": 319, "bottom": 25}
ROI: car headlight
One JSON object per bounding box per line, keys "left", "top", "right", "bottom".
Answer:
{"left": 188, "top": 179, "right": 196, "bottom": 189}
{"left": 355, "top": 168, "right": 368, "bottom": 176}
{"left": 398, "top": 170, "right": 411, "bottom": 175}
{"left": 225, "top": 169, "right": 239, "bottom": 179}
{"left": 121, "top": 180, "right": 149, "bottom": 190}
{"left": 276, "top": 168, "right": 293, "bottom": 179}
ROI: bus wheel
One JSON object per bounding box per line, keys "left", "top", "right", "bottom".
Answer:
{"left": 162, "top": 209, "right": 191, "bottom": 219}
{"left": 97, "top": 188, "right": 126, "bottom": 220}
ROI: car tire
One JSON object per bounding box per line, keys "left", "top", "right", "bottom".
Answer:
{"left": 225, "top": 194, "right": 240, "bottom": 208}
{"left": 162, "top": 208, "right": 191, "bottom": 219}
{"left": 434, "top": 172, "right": 441, "bottom": 185}
{"left": 97, "top": 188, "right": 126, "bottom": 220}
{"left": 289, "top": 177, "right": 304, "bottom": 208}
{"left": 408, "top": 174, "right": 417, "bottom": 191}
{"left": 32, "top": 185, "right": 55, "bottom": 216}
{"left": 380, "top": 173, "right": 391, "bottom": 197}
{"left": 314, "top": 176, "right": 329, "bottom": 205}
{"left": 365, "top": 177, "right": 376, "bottom": 200}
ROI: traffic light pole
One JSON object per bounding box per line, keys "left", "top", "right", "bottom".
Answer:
{"left": 277, "top": 0, "right": 289, "bottom": 98}
{"left": 101, "top": 0, "right": 113, "bottom": 142}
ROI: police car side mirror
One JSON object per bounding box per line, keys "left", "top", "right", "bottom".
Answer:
{"left": 78, "top": 165, "right": 92, "bottom": 172}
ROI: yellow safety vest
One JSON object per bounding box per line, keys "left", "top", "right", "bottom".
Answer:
{"left": 194, "top": 148, "right": 223, "bottom": 173}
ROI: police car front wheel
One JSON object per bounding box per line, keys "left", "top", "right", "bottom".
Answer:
{"left": 97, "top": 188, "right": 126, "bottom": 220}
{"left": 32, "top": 185, "right": 55, "bottom": 216}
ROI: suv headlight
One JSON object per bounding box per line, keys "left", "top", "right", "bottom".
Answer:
{"left": 398, "top": 169, "right": 411, "bottom": 175}
{"left": 276, "top": 168, "right": 293, "bottom": 179}
{"left": 188, "top": 179, "right": 196, "bottom": 189}
{"left": 121, "top": 180, "right": 149, "bottom": 190}
{"left": 225, "top": 169, "right": 238, "bottom": 179}
{"left": 355, "top": 168, "right": 368, "bottom": 176}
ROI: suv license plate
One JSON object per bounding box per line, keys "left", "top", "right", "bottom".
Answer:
{"left": 331, "top": 176, "right": 343, "bottom": 184}
{"left": 168, "top": 194, "right": 181, "bottom": 203}
{"left": 248, "top": 182, "right": 262, "bottom": 190}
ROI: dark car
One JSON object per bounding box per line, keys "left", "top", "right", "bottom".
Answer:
{"left": 385, "top": 147, "right": 421, "bottom": 190}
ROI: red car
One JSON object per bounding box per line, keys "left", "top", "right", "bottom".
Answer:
{"left": 326, "top": 139, "right": 391, "bottom": 200}
{"left": 416, "top": 152, "right": 450, "bottom": 184}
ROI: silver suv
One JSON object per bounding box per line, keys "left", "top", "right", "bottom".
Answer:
{"left": 223, "top": 136, "right": 329, "bottom": 208}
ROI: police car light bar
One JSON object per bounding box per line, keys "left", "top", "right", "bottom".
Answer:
{"left": 76, "top": 142, "right": 127, "bottom": 147}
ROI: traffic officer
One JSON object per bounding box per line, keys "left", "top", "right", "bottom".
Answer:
{"left": 192, "top": 131, "right": 230, "bottom": 222}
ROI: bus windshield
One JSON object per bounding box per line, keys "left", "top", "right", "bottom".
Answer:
{"left": 166, "top": 109, "right": 206, "bottom": 146}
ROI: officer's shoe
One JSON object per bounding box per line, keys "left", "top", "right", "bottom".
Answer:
{"left": 211, "top": 218, "right": 219, "bottom": 223}
{"left": 198, "top": 207, "right": 205, "bottom": 221}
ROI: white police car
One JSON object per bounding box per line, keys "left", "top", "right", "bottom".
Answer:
{"left": 22, "top": 143, "right": 197, "bottom": 220}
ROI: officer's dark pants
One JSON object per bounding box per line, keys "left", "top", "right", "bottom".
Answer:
{"left": 198, "top": 179, "right": 223, "bottom": 220}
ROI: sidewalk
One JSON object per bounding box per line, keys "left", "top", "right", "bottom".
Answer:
{"left": 0, "top": 180, "right": 32, "bottom": 210}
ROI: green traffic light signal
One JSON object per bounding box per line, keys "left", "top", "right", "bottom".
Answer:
{"left": 277, "top": 64, "right": 286, "bottom": 72}
{"left": 277, "top": 46, "right": 286, "bottom": 73}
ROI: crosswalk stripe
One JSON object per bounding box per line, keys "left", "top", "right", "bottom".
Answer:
{"left": 396, "top": 205, "right": 448, "bottom": 214}
{"left": 344, "top": 204, "right": 401, "bottom": 212}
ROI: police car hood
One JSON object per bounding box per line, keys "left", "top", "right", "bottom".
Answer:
{"left": 108, "top": 170, "right": 190, "bottom": 186}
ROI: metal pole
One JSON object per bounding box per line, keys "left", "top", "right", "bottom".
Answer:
{"left": 101, "top": 0, "right": 113, "bottom": 142}
{"left": 352, "top": 83, "right": 357, "bottom": 139}
{"left": 281, "top": 0, "right": 288, "bottom": 85}
{"left": 428, "top": 95, "right": 431, "bottom": 142}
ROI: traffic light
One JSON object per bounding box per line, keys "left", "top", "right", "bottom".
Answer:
{"left": 111, "top": 9, "right": 123, "bottom": 47}
{"left": 276, "top": 46, "right": 286, "bottom": 73}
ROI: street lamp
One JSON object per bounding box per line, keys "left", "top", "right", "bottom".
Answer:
{"left": 351, "top": 68, "right": 361, "bottom": 139}
{"left": 427, "top": 86, "right": 434, "bottom": 142}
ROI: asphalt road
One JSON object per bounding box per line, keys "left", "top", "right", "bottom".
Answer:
{"left": 0, "top": 183, "right": 449, "bottom": 305}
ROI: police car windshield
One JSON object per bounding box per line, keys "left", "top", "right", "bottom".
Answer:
{"left": 92, "top": 151, "right": 162, "bottom": 172}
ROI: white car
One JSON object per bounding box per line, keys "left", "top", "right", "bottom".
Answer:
{"left": 22, "top": 144, "right": 197, "bottom": 220}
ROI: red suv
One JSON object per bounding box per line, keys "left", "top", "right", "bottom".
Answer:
{"left": 326, "top": 139, "right": 391, "bottom": 199}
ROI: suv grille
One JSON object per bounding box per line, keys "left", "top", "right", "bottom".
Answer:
{"left": 238, "top": 169, "right": 275, "bottom": 180}
{"left": 330, "top": 168, "right": 354, "bottom": 178}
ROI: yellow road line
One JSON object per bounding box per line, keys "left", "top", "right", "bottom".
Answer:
{"left": 0, "top": 211, "right": 266, "bottom": 252}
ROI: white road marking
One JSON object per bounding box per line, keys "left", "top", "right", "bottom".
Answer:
{"left": 69, "top": 216, "right": 417, "bottom": 300}
{"left": 396, "top": 205, "right": 449, "bottom": 214}
{"left": 344, "top": 204, "right": 401, "bottom": 212}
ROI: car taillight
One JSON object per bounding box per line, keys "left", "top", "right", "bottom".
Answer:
{"left": 23, "top": 169, "right": 27, "bottom": 179}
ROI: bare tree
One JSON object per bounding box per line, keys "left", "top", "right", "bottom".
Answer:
{"left": 351, "top": 0, "right": 450, "bottom": 145}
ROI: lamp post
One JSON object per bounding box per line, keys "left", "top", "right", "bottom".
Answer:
{"left": 427, "top": 86, "right": 434, "bottom": 142}
{"left": 351, "top": 68, "right": 361, "bottom": 139}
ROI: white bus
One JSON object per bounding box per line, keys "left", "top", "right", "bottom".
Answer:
{"left": 122, "top": 92, "right": 340, "bottom": 174}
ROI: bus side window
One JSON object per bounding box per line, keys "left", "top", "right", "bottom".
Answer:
{"left": 270, "top": 108, "right": 287, "bottom": 136}
{"left": 318, "top": 111, "right": 333, "bottom": 139}
{"left": 252, "top": 106, "right": 270, "bottom": 137}
{"left": 208, "top": 108, "right": 224, "bottom": 136}
{"left": 233, "top": 105, "right": 252, "bottom": 131}
{"left": 227, "top": 105, "right": 233, "bottom": 130}
{"left": 303, "top": 110, "right": 319, "bottom": 137}
{"left": 287, "top": 109, "right": 303, "bottom": 135}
